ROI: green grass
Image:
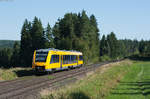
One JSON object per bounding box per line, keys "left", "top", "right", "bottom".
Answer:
{"left": 41, "top": 60, "right": 132, "bottom": 99}
{"left": 47, "top": 75, "right": 55, "bottom": 79}
{"left": 41, "top": 60, "right": 150, "bottom": 99}
{"left": 0, "top": 67, "right": 34, "bottom": 81}
{"left": 0, "top": 67, "right": 55, "bottom": 81}
{"left": 106, "top": 61, "right": 150, "bottom": 99}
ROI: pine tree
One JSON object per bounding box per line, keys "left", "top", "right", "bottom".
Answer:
{"left": 20, "top": 19, "right": 32, "bottom": 66}
{"left": 89, "top": 14, "right": 100, "bottom": 60}
{"left": 31, "top": 17, "right": 45, "bottom": 50}
{"left": 80, "top": 10, "right": 90, "bottom": 39}
{"left": 100, "top": 35, "right": 107, "bottom": 56}
{"left": 53, "top": 22, "right": 61, "bottom": 49}
{"left": 52, "top": 11, "right": 100, "bottom": 63}
{"left": 11, "top": 41, "right": 20, "bottom": 67}
{"left": 107, "top": 32, "right": 118, "bottom": 58}
{"left": 45, "top": 23, "right": 55, "bottom": 48}
{"left": 139, "top": 40, "right": 145, "bottom": 54}
{"left": 90, "top": 15, "right": 99, "bottom": 33}
{"left": 0, "top": 48, "right": 12, "bottom": 68}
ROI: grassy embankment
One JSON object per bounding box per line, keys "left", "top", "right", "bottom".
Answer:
{"left": 106, "top": 61, "right": 150, "bottom": 99}
{"left": 41, "top": 60, "right": 133, "bottom": 99}
{"left": 41, "top": 59, "right": 150, "bottom": 99}
{"left": 0, "top": 68, "right": 34, "bottom": 81}
{"left": 0, "top": 67, "right": 54, "bottom": 81}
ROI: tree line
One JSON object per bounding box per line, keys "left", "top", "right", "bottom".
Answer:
{"left": 0, "top": 11, "right": 149, "bottom": 68}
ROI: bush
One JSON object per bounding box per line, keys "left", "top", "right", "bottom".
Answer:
{"left": 100, "top": 55, "right": 111, "bottom": 62}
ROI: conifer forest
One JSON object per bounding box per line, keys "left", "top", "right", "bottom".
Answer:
{"left": 0, "top": 11, "right": 150, "bottom": 68}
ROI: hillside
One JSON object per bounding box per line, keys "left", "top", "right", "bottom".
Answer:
{"left": 0, "top": 40, "right": 20, "bottom": 49}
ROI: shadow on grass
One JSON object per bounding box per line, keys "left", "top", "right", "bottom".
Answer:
{"left": 69, "top": 91, "right": 90, "bottom": 99}
{"left": 13, "top": 69, "right": 48, "bottom": 77}
{"left": 111, "top": 81, "right": 150, "bottom": 96}
{"left": 13, "top": 67, "right": 72, "bottom": 77}
{"left": 128, "top": 54, "right": 150, "bottom": 61}
{"left": 13, "top": 69, "right": 35, "bottom": 77}
{"left": 110, "top": 55, "right": 150, "bottom": 96}
{"left": 13, "top": 67, "right": 74, "bottom": 77}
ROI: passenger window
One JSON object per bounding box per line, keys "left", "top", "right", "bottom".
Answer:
{"left": 79, "top": 55, "right": 83, "bottom": 60}
{"left": 62, "top": 55, "right": 78, "bottom": 64}
{"left": 50, "top": 55, "right": 59, "bottom": 63}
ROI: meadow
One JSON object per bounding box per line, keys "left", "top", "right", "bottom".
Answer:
{"left": 41, "top": 60, "right": 132, "bottom": 99}
{"left": 41, "top": 59, "right": 150, "bottom": 99}
{"left": 107, "top": 61, "right": 150, "bottom": 99}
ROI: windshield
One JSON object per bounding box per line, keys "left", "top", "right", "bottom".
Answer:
{"left": 35, "top": 52, "right": 48, "bottom": 62}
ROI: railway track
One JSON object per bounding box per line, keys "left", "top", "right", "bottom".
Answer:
{"left": 0, "top": 60, "right": 122, "bottom": 99}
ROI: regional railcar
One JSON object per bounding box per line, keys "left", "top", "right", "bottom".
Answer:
{"left": 32, "top": 48, "right": 83, "bottom": 72}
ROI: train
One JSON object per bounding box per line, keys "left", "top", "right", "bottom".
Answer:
{"left": 32, "top": 48, "right": 83, "bottom": 73}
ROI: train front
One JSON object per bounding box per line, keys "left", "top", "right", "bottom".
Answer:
{"left": 32, "top": 50, "right": 49, "bottom": 72}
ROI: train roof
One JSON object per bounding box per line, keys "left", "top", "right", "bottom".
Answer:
{"left": 36, "top": 48, "right": 82, "bottom": 54}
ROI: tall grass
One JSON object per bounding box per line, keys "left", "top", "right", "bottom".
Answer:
{"left": 0, "top": 68, "right": 33, "bottom": 81}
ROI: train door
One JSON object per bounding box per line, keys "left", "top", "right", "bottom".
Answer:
{"left": 77, "top": 55, "right": 78, "bottom": 65}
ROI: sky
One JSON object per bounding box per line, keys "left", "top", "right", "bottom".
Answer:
{"left": 0, "top": 0, "right": 150, "bottom": 40}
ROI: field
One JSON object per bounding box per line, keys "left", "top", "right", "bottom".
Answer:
{"left": 107, "top": 61, "right": 150, "bottom": 99}
{"left": 41, "top": 60, "right": 132, "bottom": 99}
{"left": 41, "top": 60, "right": 150, "bottom": 99}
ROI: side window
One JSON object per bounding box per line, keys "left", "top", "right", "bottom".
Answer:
{"left": 70, "top": 55, "right": 77, "bottom": 63}
{"left": 63, "top": 55, "right": 67, "bottom": 64}
{"left": 79, "top": 55, "right": 83, "bottom": 61}
{"left": 71, "top": 55, "right": 73, "bottom": 63}
{"left": 63, "top": 55, "right": 78, "bottom": 64}
{"left": 63, "top": 55, "right": 71, "bottom": 64}
{"left": 75, "top": 55, "right": 77, "bottom": 63}
{"left": 63, "top": 55, "right": 66, "bottom": 64}
{"left": 50, "top": 55, "right": 59, "bottom": 63}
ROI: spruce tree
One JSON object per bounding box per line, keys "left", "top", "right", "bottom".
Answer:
{"left": 89, "top": 14, "right": 100, "bottom": 60}
{"left": 80, "top": 10, "right": 90, "bottom": 39}
{"left": 52, "top": 11, "right": 100, "bottom": 63}
{"left": 107, "top": 32, "right": 118, "bottom": 58}
{"left": 20, "top": 19, "right": 32, "bottom": 66}
{"left": 0, "top": 48, "right": 12, "bottom": 68}
{"left": 31, "top": 17, "right": 45, "bottom": 50}
{"left": 45, "top": 23, "right": 55, "bottom": 48}
{"left": 100, "top": 35, "right": 106, "bottom": 56}
{"left": 139, "top": 40, "right": 145, "bottom": 54}
{"left": 53, "top": 22, "right": 61, "bottom": 49}
{"left": 11, "top": 41, "right": 20, "bottom": 67}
